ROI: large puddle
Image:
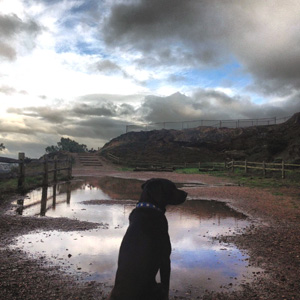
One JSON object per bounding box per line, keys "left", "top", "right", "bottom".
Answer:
{"left": 12, "top": 177, "right": 262, "bottom": 297}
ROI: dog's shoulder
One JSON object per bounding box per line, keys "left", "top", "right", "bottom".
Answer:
{"left": 130, "top": 207, "right": 167, "bottom": 222}
{"left": 129, "top": 208, "right": 169, "bottom": 235}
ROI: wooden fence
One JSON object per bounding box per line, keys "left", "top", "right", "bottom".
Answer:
{"left": 226, "top": 160, "right": 300, "bottom": 179}
{"left": 0, "top": 152, "right": 72, "bottom": 190}
{"left": 106, "top": 152, "right": 300, "bottom": 178}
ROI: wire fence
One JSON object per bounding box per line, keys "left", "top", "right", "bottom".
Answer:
{"left": 126, "top": 115, "right": 291, "bottom": 132}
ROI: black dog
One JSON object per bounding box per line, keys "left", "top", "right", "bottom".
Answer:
{"left": 107, "top": 178, "right": 187, "bottom": 300}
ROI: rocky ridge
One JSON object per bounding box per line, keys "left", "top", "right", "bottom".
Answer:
{"left": 100, "top": 113, "right": 300, "bottom": 163}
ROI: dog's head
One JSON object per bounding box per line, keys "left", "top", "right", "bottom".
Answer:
{"left": 140, "top": 178, "right": 187, "bottom": 209}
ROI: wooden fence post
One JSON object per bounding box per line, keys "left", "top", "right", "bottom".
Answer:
{"left": 52, "top": 184, "right": 57, "bottom": 208}
{"left": 282, "top": 160, "right": 285, "bottom": 179}
{"left": 263, "top": 161, "right": 266, "bottom": 177}
{"left": 68, "top": 156, "right": 72, "bottom": 180}
{"left": 245, "top": 160, "right": 248, "bottom": 174}
{"left": 53, "top": 156, "right": 57, "bottom": 183}
{"left": 18, "top": 152, "right": 25, "bottom": 190}
{"left": 43, "top": 155, "right": 48, "bottom": 186}
{"left": 232, "top": 160, "right": 235, "bottom": 173}
{"left": 66, "top": 182, "right": 71, "bottom": 204}
{"left": 40, "top": 185, "right": 48, "bottom": 216}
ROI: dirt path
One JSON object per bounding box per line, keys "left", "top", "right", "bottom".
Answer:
{"left": 0, "top": 158, "right": 299, "bottom": 299}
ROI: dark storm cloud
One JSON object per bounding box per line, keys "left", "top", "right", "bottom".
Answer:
{"left": 138, "top": 91, "right": 299, "bottom": 124}
{"left": 0, "top": 13, "right": 42, "bottom": 60}
{"left": 103, "top": 0, "right": 228, "bottom": 67}
{"left": 0, "top": 118, "right": 55, "bottom": 135}
{"left": 7, "top": 100, "right": 136, "bottom": 126}
{"left": 103, "top": 0, "right": 300, "bottom": 96}
{"left": 1, "top": 139, "right": 50, "bottom": 158}
{"left": 94, "top": 59, "right": 129, "bottom": 78}
{"left": 96, "top": 60, "right": 121, "bottom": 73}
{"left": 118, "top": 103, "right": 136, "bottom": 115}
{"left": 0, "top": 14, "right": 24, "bottom": 37}
{"left": 75, "top": 93, "right": 139, "bottom": 116}
{"left": 28, "top": 0, "right": 61, "bottom": 4}
{"left": 4, "top": 104, "right": 129, "bottom": 142}
{"left": 0, "top": 40, "right": 16, "bottom": 60}
{"left": 78, "top": 93, "right": 143, "bottom": 103}
{"left": 223, "top": 1, "right": 300, "bottom": 96}
{"left": 7, "top": 107, "right": 66, "bottom": 124}
{"left": 73, "top": 101, "right": 136, "bottom": 117}
{"left": 56, "top": 117, "right": 128, "bottom": 140}
{"left": 0, "top": 13, "right": 41, "bottom": 38}
{"left": 73, "top": 102, "right": 117, "bottom": 117}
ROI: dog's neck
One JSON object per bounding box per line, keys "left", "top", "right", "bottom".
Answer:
{"left": 138, "top": 190, "right": 167, "bottom": 213}
{"left": 136, "top": 202, "right": 164, "bottom": 213}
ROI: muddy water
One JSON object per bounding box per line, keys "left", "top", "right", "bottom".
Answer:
{"left": 13, "top": 177, "right": 262, "bottom": 297}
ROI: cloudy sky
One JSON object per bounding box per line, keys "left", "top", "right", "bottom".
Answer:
{"left": 1, "top": 0, "right": 300, "bottom": 158}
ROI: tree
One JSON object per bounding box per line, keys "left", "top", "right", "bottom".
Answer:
{"left": 0, "top": 143, "right": 5, "bottom": 152}
{"left": 45, "top": 145, "right": 59, "bottom": 153}
{"left": 45, "top": 138, "right": 88, "bottom": 153}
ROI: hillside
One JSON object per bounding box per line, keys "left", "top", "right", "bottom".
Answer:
{"left": 100, "top": 113, "right": 300, "bottom": 163}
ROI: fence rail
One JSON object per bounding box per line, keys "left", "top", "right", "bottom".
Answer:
{"left": 107, "top": 153, "right": 120, "bottom": 164}
{"left": 0, "top": 152, "right": 72, "bottom": 190}
{"left": 126, "top": 115, "right": 291, "bottom": 132}
{"left": 226, "top": 160, "right": 300, "bottom": 179}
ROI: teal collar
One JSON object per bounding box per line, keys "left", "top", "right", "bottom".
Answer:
{"left": 136, "top": 202, "right": 162, "bottom": 213}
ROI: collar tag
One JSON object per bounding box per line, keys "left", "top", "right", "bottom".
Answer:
{"left": 136, "top": 202, "right": 162, "bottom": 212}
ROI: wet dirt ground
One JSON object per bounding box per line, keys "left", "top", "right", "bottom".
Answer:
{"left": 1, "top": 158, "right": 300, "bottom": 299}
{"left": 10, "top": 178, "right": 262, "bottom": 297}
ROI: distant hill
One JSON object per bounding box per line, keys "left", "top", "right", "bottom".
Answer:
{"left": 100, "top": 113, "right": 300, "bottom": 163}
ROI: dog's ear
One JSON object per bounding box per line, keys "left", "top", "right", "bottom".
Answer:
{"left": 141, "top": 179, "right": 155, "bottom": 190}
{"left": 140, "top": 179, "right": 164, "bottom": 205}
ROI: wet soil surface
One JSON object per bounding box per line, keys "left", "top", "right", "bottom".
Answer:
{"left": 1, "top": 158, "right": 300, "bottom": 299}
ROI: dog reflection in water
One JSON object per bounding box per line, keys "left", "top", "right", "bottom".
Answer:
{"left": 107, "top": 178, "right": 187, "bottom": 300}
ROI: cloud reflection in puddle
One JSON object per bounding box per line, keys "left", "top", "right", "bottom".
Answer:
{"left": 12, "top": 177, "right": 263, "bottom": 296}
